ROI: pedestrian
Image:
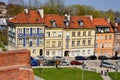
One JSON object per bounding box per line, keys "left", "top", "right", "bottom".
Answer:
{"left": 101, "top": 70, "right": 103, "bottom": 75}
{"left": 104, "top": 71, "right": 107, "bottom": 76}
{"left": 37, "top": 59, "right": 40, "bottom": 66}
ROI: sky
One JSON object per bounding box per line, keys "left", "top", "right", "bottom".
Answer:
{"left": 0, "top": 0, "right": 120, "bottom": 11}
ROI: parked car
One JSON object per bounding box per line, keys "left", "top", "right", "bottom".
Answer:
{"left": 75, "top": 56, "right": 86, "bottom": 60}
{"left": 53, "top": 56, "right": 65, "bottom": 61}
{"left": 100, "top": 61, "right": 116, "bottom": 69}
{"left": 109, "top": 56, "right": 120, "bottom": 60}
{"left": 70, "top": 60, "right": 83, "bottom": 65}
{"left": 30, "top": 57, "right": 39, "bottom": 66}
{"left": 60, "top": 61, "right": 69, "bottom": 66}
{"left": 87, "top": 55, "right": 97, "bottom": 60}
{"left": 43, "top": 60, "right": 55, "bottom": 66}
{"left": 36, "top": 56, "right": 47, "bottom": 61}
{"left": 98, "top": 56, "right": 108, "bottom": 60}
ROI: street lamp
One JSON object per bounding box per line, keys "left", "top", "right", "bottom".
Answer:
{"left": 82, "top": 61, "right": 85, "bottom": 80}
{"left": 115, "top": 62, "right": 118, "bottom": 80}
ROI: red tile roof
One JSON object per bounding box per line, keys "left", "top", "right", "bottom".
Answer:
{"left": 44, "top": 14, "right": 95, "bottom": 29}
{"left": 93, "top": 18, "right": 111, "bottom": 27}
{"left": 93, "top": 18, "right": 114, "bottom": 32}
{"left": 10, "top": 10, "right": 44, "bottom": 24}
{"left": 117, "top": 25, "right": 120, "bottom": 32}
{"left": 44, "top": 14, "right": 64, "bottom": 28}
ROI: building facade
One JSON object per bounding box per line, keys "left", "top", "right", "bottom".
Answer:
{"left": 8, "top": 9, "right": 45, "bottom": 57}
{"left": 8, "top": 9, "right": 115, "bottom": 58}
{"left": 0, "top": 2, "right": 7, "bottom": 17}
{"left": 93, "top": 18, "right": 114, "bottom": 57}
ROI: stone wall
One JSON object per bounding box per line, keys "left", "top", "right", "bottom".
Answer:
{"left": 0, "top": 49, "right": 34, "bottom": 80}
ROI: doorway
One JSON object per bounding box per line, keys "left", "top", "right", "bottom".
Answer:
{"left": 39, "top": 49, "right": 43, "bottom": 56}
{"left": 64, "top": 51, "right": 69, "bottom": 56}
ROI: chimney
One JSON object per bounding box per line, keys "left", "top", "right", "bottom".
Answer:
{"left": 105, "top": 17, "right": 110, "bottom": 23}
{"left": 24, "top": 9, "right": 28, "bottom": 14}
{"left": 67, "top": 14, "right": 70, "bottom": 21}
{"left": 85, "top": 15, "right": 93, "bottom": 21}
{"left": 38, "top": 9, "right": 44, "bottom": 18}
{"left": 65, "top": 14, "right": 70, "bottom": 21}
{"left": 115, "top": 22, "right": 118, "bottom": 27}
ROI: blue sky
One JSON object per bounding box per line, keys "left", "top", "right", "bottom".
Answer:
{"left": 0, "top": 0, "right": 119, "bottom": 11}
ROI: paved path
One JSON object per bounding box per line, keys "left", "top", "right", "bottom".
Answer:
{"left": 34, "top": 75, "right": 44, "bottom": 80}
{"left": 101, "top": 75, "right": 111, "bottom": 80}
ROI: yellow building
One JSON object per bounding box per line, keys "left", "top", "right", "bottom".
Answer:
{"left": 8, "top": 9, "right": 45, "bottom": 58}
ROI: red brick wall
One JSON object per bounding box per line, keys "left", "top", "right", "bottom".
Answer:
{"left": 0, "top": 49, "right": 30, "bottom": 67}
{"left": 0, "top": 49, "right": 34, "bottom": 80}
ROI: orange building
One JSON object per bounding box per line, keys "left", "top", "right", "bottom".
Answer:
{"left": 93, "top": 18, "right": 114, "bottom": 57}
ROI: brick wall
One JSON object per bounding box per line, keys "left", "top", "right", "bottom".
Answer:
{"left": 0, "top": 49, "right": 34, "bottom": 80}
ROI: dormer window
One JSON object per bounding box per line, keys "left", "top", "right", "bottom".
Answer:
{"left": 78, "top": 19, "right": 83, "bottom": 26}
{"left": 64, "top": 19, "right": 69, "bottom": 26}
{"left": 50, "top": 19, "right": 56, "bottom": 27}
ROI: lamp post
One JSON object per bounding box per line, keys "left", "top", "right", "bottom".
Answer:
{"left": 115, "top": 62, "right": 118, "bottom": 80}
{"left": 82, "top": 61, "right": 84, "bottom": 80}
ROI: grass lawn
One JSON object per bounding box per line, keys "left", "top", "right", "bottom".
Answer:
{"left": 108, "top": 72, "right": 120, "bottom": 80}
{"left": 33, "top": 68, "right": 103, "bottom": 80}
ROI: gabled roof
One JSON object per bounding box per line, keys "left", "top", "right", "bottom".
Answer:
{"left": 44, "top": 14, "right": 95, "bottom": 29}
{"left": 67, "top": 16, "right": 95, "bottom": 29}
{"left": 9, "top": 10, "right": 44, "bottom": 24}
{"left": 93, "top": 18, "right": 114, "bottom": 33}
{"left": 93, "top": 18, "right": 111, "bottom": 27}
{"left": 44, "top": 14, "right": 64, "bottom": 28}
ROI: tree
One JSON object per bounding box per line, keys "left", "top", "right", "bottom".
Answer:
{"left": 42, "top": 0, "right": 65, "bottom": 14}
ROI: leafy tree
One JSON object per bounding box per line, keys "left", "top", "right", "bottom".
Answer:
{"left": 42, "top": 0, "right": 65, "bottom": 14}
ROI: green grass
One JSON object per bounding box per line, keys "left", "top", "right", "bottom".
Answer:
{"left": 108, "top": 72, "right": 120, "bottom": 80}
{"left": 33, "top": 68, "right": 103, "bottom": 80}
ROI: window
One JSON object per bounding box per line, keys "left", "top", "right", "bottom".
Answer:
{"left": 39, "top": 28, "right": 43, "bottom": 33}
{"left": 82, "top": 50, "right": 85, "bottom": 55}
{"left": 18, "top": 29, "right": 22, "bottom": 33}
{"left": 88, "top": 31, "right": 91, "bottom": 36}
{"left": 46, "top": 51, "right": 49, "bottom": 56}
{"left": 72, "top": 41, "right": 75, "bottom": 47}
{"left": 100, "top": 52, "right": 102, "bottom": 56}
{"left": 52, "top": 41, "right": 56, "bottom": 47}
{"left": 50, "top": 20, "right": 56, "bottom": 27}
{"left": 72, "top": 32, "right": 75, "bottom": 37}
{"left": 104, "top": 52, "right": 106, "bottom": 56}
{"left": 58, "top": 31, "right": 62, "bottom": 37}
{"left": 52, "top": 51, "right": 55, "bottom": 55}
{"left": 109, "top": 35, "right": 112, "bottom": 40}
{"left": 77, "top": 32, "right": 80, "bottom": 36}
{"left": 26, "top": 28, "right": 29, "bottom": 34}
{"left": 52, "top": 32, "right": 56, "bottom": 37}
{"left": 32, "top": 28, "right": 36, "bottom": 33}
{"left": 108, "top": 52, "right": 111, "bottom": 57}
{"left": 33, "top": 49, "right": 36, "bottom": 54}
{"left": 88, "top": 40, "right": 91, "bottom": 45}
{"left": 105, "top": 35, "right": 107, "bottom": 40}
{"left": 96, "top": 36, "right": 98, "bottom": 40}
{"left": 46, "top": 41, "right": 50, "bottom": 47}
{"left": 77, "top": 41, "right": 80, "bottom": 46}
{"left": 58, "top": 41, "right": 61, "bottom": 47}
{"left": 96, "top": 43, "right": 98, "bottom": 48}
{"left": 100, "top": 36, "right": 103, "bottom": 40}
{"left": 47, "top": 32, "right": 50, "bottom": 37}
{"left": 78, "top": 20, "right": 83, "bottom": 26}
{"left": 83, "top": 31, "right": 86, "bottom": 36}
{"left": 18, "top": 38, "right": 22, "bottom": 44}
{"left": 82, "top": 40, "right": 85, "bottom": 45}
{"left": 88, "top": 50, "right": 91, "bottom": 54}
